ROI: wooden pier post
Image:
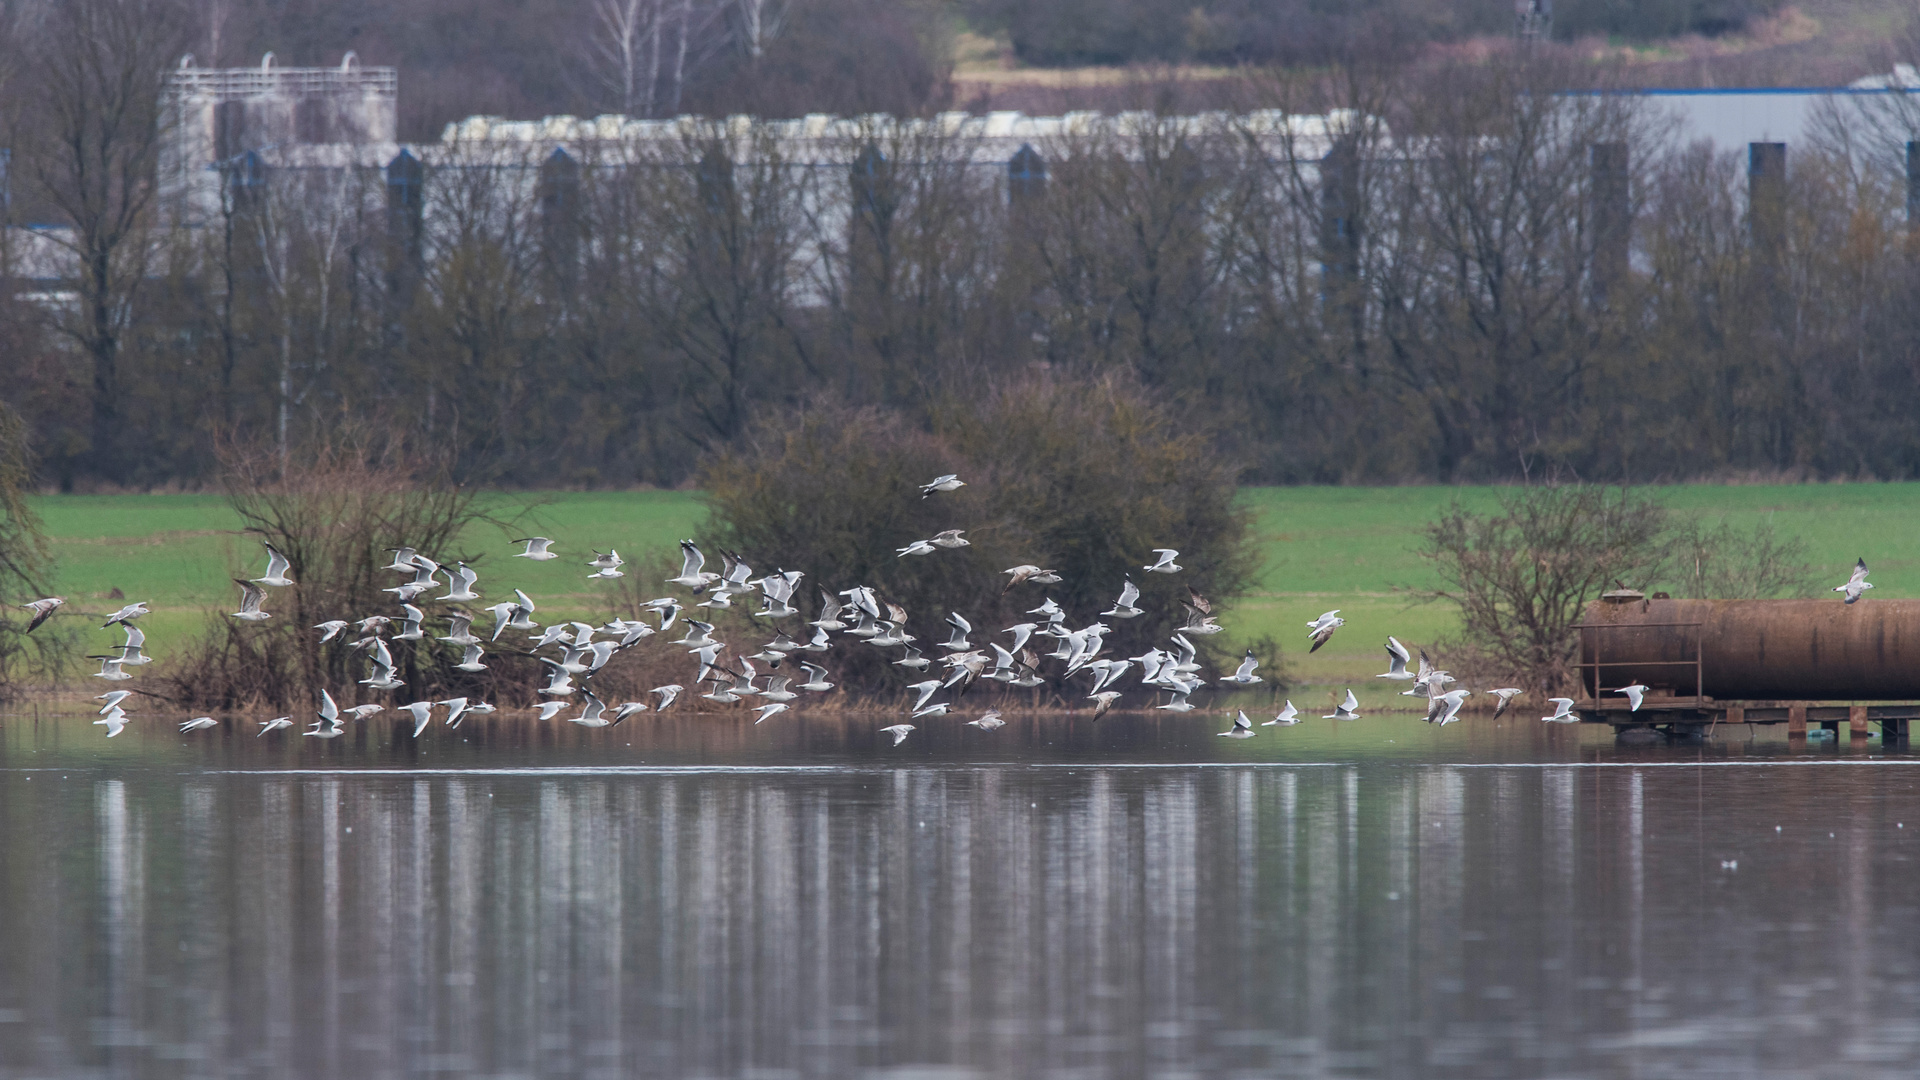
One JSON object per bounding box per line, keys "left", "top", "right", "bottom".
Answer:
{"left": 1851, "top": 705, "right": 1871, "bottom": 740}
{"left": 1785, "top": 704, "right": 1804, "bottom": 738}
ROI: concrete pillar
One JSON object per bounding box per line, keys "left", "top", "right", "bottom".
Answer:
{"left": 1589, "top": 142, "right": 1628, "bottom": 305}
{"left": 1009, "top": 143, "right": 1046, "bottom": 206}
{"left": 694, "top": 147, "right": 734, "bottom": 271}
{"left": 384, "top": 149, "right": 424, "bottom": 315}
{"left": 1906, "top": 142, "right": 1920, "bottom": 225}
{"left": 851, "top": 143, "right": 892, "bottom": 227}
{"left": 1748, "top": 142, "right": 1787, "bottom": 254}
{"left": 697, "top": 146, "right": 734, "bottom": 217}
{"left": 1748, "top": 141, "right": 1787, "bottom": 311}
{"left": 849, "top": 142, "right": 894, "bottom": 299}
{"left": 538, "top": 147, "right": 581, "bottom": 293}
{"left": 1319, "top": 135, "right": 1364, "bottom": 347}
{"left": 1319, "top": 137, "right": 1360, "bottom": 285}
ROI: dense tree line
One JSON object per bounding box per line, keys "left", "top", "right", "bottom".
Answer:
{"left": 79, "top": 0, "right": 954, "bottom": 138}
{"left": 6, "top": 30, "right": 1920, "bottom": 490}
{"left": 961, "top": 0, "right": 1785, "bottom": 68}
{"left": 0, "top": 0, "right": 1792, "bottom": 143}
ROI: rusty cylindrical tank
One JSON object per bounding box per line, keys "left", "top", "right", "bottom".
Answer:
{"left": 1579, "top": 597, "right": 1920, "bottom": 701}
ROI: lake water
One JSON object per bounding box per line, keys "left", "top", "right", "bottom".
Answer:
{"left": 4, "top": 708, "right": 1920, "bottom": 1078}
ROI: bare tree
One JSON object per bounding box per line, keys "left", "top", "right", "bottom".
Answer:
{"left": 588, "top": 0, "right": 728, "bottom": 117}
{"left": 1418, "top": 485, "right": 1670, "bottom": 694}
{"left": 669, "top": 0, "right": 698, "bottom": 111}
{"left": 21, "top": 0, "right": 185, "bottom": 476}
{"left": 0, "top": 400, "right": 65, "bottom": 698}
{"left": 809, "top": 122, "right": 1000, "bottom": 407}
{"left": 1370, "top": 56, "right": 1644, "bottom": 480}
{"left": 1025, "top": 115, "right": 1230, "bottom": 385}
{"left": 415, "top": 146, "right": 548, "bottom": 471}
{"left": 635, "top": 128, "right": 806, "bottom": 445}
{"left": 199, "top": 0, "right": 232, "bottom": 64}
{"left": 248, "top": 167, "right": 374, "bottom": 470}
{"left": 1812, "top": 3, "right": 1920, "bottom": 173}
{"left": 730, "top": 0, "right": 793, "bottom": 59}
{"left": 591, "top": 0, "right": 664, "bottom": 117}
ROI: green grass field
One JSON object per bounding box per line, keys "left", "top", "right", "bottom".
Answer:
{"left": 27, "top": 483, "right": 1920, "bottom": 708}
{"left": 1236, "top": 483, "right": 1920, "bottom": 704}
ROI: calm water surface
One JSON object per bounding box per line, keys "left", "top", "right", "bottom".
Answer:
{"left": 4, "top": 708, "right": 1920, "bottom": 1079}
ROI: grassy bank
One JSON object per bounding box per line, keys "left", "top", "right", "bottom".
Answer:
{"left": 25, "top": 483, "right": 1917, "bottom": 708}
{"left": 1236, "top": 483, "right": 1920, "bottom": 703}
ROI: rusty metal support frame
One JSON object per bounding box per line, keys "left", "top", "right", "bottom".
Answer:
{"left": 1571, "top": 620, "right": 1705, "bottom": 713}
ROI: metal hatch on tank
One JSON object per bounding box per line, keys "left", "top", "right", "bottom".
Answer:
{"left": 1575, "top": 592, "right": 1920, "bottom": 739}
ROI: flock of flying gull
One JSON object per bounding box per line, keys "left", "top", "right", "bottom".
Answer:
{"left": 14, "top": 476, "right": 1885, "bottom": 745}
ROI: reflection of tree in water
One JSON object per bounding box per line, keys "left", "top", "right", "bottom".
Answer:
{"left": 0, "top": 756, "right": 1909, "bottom": 1075}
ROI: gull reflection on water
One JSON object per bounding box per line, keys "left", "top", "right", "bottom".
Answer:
{"left": 2, "top": 713, "right": 1920, "bottom": 1077}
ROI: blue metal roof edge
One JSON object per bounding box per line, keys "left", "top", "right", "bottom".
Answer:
{"left": 1561, "top": 87, "right": 1917, "bottom": 97}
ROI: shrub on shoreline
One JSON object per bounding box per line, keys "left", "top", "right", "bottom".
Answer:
{"left": 1418, "top": 483, "right": 1817, "bottom": 694}
{"left": 700, "top": 372, "right": 1261, "bottom": 697}
{"left": 0, "top": 403, "right": 66, "bottom": 698}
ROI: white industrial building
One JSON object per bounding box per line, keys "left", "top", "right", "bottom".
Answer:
{"left": 148, "top": 53, "right": 1920, "bottom": 218}
{"left": 156, "top": 57, "right": 1377, "bottom": 227}
{"left": 160, "top": 53, "right": 397, "bottom": 223}
{"left": 0, "top": 53, "right": 1898, "bottom": 300}
{"left": 1575, "top": 73, "right": 1920, "bottom": 162}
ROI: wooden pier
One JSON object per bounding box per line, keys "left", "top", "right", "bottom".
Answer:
{"left": 1572, "top": 694, "right": 1919, "bottom": 741}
